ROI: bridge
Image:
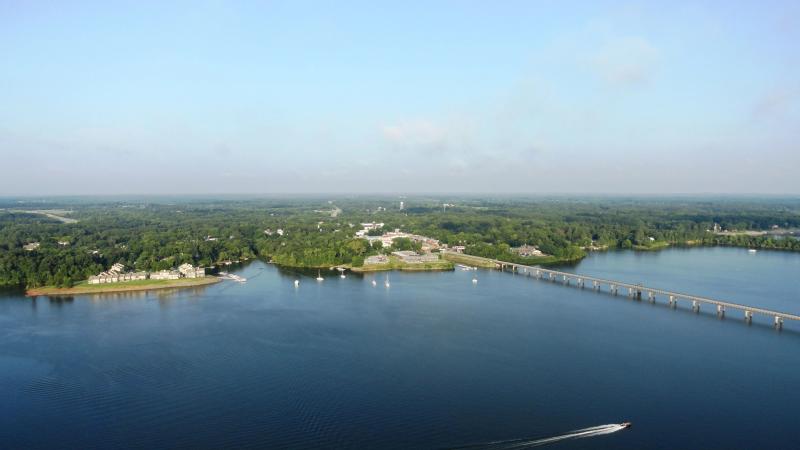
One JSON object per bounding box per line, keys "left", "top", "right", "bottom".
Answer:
{"left": 446, "top": 252, "right": 800, "bottom": 329}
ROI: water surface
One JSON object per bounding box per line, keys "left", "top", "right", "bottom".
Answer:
{"left": 1, "top": 248, "right": 798, "bottom": 449}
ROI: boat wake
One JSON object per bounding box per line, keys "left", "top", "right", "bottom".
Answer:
{"left": 451, "top": 423, "right": 627, "bottom": 449}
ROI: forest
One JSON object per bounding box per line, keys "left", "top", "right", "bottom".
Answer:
{"left": 1, "top": 196, "right": 799, "bottom": 288}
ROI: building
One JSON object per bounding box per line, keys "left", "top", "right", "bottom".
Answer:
{"left": 364, "top": 230, "right": 441, "bottom": 250}
{"left": 178, "top": 263, "right": 205, "bottom": 278}
{"left": 149, "top": 270, "right": 181, "bottom": 280}
{"left": 88, "top": 271, "right": 146, "bottom": 284}
{"left": 110, "top": 263, "right": 125, "bottom": 274}
{"left": 355, "top": 222, "right": 385, "bottom": 237}
{"left": 451, "top": 245, "right": 466, "bottom": 253}
{"left": 23, "top": 242, "right": 40, "bottom": 251}
{"left": 364, "top": 255, "right": 389, "bottom": 265}
{"left": 511, "top": 245, "right": 545, "bottom": 257}
{"left": 392, "top": 251, "right": 439, "bottom": 263}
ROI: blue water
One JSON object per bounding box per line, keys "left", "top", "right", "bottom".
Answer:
{"left": 1, "top": 247, "right": 798, "bottom": 449}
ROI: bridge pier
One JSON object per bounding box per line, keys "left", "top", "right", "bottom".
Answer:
{"left": 648, "top": 291, "right": 655, "bottom": 303}
{"left": 668, "top": 295, "right": 677, "bottom": 308}
{"left": 636, "top": 290, "right": 642, "bottom": 300}
{"left": 775, "top": 316, "right": 783, "bottom": 330}
{"left": 717, "top": 305, "right": 725, "bottom": 318}
{"left": 692, "top": 300, "right": 700, "bottom": 313}
{"left": 562, "top": 275, "right": 569, "bottom": 285}
{"left": 744, "top": 310, "right": 753, "bottom": 324}
{"left": 577, "top": 278, "right": 583, "bottom": 288}
{"left": 627, "top": 287, "right": 633, "bottom": 297}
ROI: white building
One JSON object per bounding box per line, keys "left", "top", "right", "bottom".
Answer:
{"left": 149, "top": 270, "right": 181, "bottom": 280}
{"left": 178, "top": 263, "right": 205, "bottom": 278}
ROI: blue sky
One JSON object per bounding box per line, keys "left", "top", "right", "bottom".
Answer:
{"left": 1, "top": 0, "right": 799, "bottom": 195}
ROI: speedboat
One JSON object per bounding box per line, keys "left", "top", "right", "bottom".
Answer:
{"left": 621, "top": 422, "right": 632, "bottom": 429}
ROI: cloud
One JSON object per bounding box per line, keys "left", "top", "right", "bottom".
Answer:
{"left": 752, "top": 86, "right": 799, "bottom": 119}
{"left": 380, "top": 119, "right": 477, "bottom": 155}
{"left": 589, "top": 36, "right": 659, "bottom": 86}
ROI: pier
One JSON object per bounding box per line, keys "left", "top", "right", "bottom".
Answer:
{"left": 447, "top": 252, "right": 799, "bottom": 328}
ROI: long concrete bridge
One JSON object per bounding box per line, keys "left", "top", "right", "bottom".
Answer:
{"left": 448, "top": 253, "right": 799, "bottom": 329}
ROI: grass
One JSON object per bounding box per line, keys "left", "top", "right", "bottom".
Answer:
{"left": 633, "top": 241, "right": 670, "bottom": 251}
{"left": 351, "top": 255, "right": 454, "bottom": 272}
{"left": 441, "top": 252, "right": 498, "bottom": 268}
{"left": 27, "top": 277, "right": 221, "bottom": 296}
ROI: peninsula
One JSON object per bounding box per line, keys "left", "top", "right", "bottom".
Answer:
{"left": 26, "top": 277, "right": 221, "bottom": 296}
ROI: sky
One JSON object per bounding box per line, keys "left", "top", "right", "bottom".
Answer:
{"left": 1, "top": 0, "right": 799, "bottom": 195}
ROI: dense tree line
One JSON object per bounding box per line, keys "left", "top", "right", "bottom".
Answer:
{"left": 1, "top": 196, "right": 798, "bottom": 288}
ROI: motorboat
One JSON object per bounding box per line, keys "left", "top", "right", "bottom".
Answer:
{"left": 621, "top": 422, "right": 632, "bottom": 429}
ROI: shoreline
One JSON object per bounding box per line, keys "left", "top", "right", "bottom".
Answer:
{"left": 26, "top": 277, "right": 222, "bottom": 297}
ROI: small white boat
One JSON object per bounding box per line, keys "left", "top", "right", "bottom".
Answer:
{"left": 472, "top": 277, "right": 478, "bottom": 284}
{"left": 294, "top": 279, "right": 300, "bottom": 287}
{"left": 340, "top": 273, "right": 346, "bottom": 279}
{"left": 384, "top": 275, "right": 390, "bottom": 288}
{"left": 371, "top": 279, "right": 377, "bottom": 287}
{"left": 316, "top": 270, "right": 324, "bottom": 282}
{"left": 748, "top": 249, "right": 757, "bottom": 253}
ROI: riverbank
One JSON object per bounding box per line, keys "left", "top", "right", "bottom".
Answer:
{"left": 442, "top": 251, "right": 585, "bottom": 268}
{"left": 350, "top": 256, "right": 454, "bottom": 272}
{"left": 633, "top": 241, "right": 671, "bottom": 251}
{"left": 441, "top": 252, "right": 499, "bottom": 268}
{"left": 26, "top": 277, "right": 222, "bottom": 296}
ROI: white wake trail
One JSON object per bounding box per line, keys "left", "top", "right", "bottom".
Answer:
{"left": 453, "top": 423, "right": 627, "bottom": 449}
{"left": 499, "top": 424, "right": 625, "bottom": 448}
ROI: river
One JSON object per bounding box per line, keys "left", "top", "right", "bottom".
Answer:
{"left": 0, "top": 247, "right": 798, "bottom": 449}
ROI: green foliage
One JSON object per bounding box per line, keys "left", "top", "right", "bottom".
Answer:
{"left": 2, "top": 196, "right": 799, "bottom": 287}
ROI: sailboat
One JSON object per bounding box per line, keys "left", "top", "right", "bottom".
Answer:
{"left": 316, "top": 270, "right": 324, "bottom": 281}
{"left": 384, "top": 274, "right": 390, "bottom": 288}
{"left": 371, "top": 279, "right": 377, "bottom": 287}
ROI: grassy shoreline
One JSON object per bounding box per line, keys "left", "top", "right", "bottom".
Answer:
{"left": 26, "top": 277, "right": 222, "bottom": 296}
{"left": 350, "top": 255, "right": 454, "bottom": 273}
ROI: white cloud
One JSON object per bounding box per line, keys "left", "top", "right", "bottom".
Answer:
{"left": 589, "top": 36, "right": 659, "bottom": 86}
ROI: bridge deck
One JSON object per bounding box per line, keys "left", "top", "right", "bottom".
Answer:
{"left": 447, "top": 253, "right": 800, "bottom": 321}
